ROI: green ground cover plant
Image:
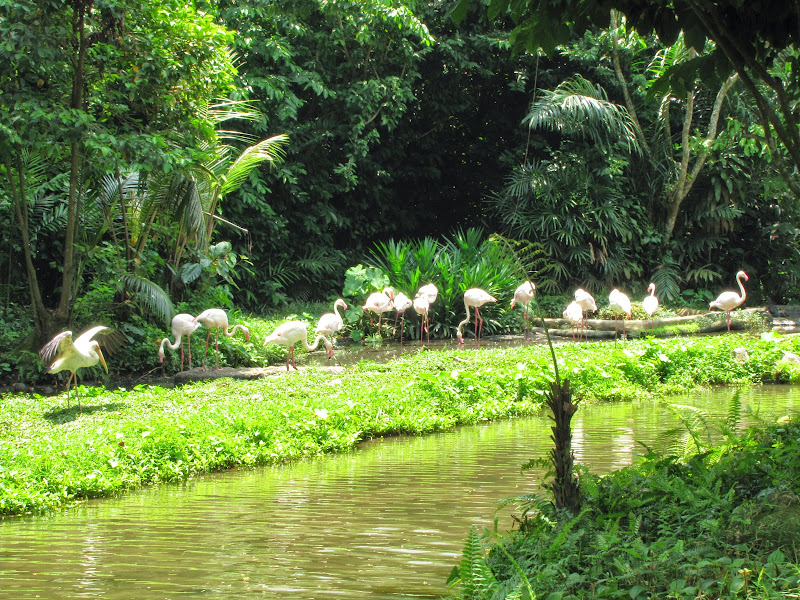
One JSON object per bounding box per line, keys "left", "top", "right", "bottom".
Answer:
{"left": 451, "top": 412, "right": 800, "bottom": 599}
{"left": 2, "top": 332, "right": 800, "bottom": 516}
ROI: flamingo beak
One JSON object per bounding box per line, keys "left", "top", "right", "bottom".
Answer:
{"left": 245, "top": 331, "right": 251, "bottom": 341}
{"left": 98, "top": 348, "right": 108, "bottom": 374}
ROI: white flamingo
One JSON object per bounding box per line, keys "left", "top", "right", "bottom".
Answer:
{"left": 709, "top": 270, "right": 749, "bottom": 332}
{"left": 574, "top": 288, "right": 597, "bottom": 340}
{"left": 609, "top": 289, "right": 632, "bottom": 340}
{"left": 413, "top": 294, "right": 431, "bottom": 344}
{"left": 563, "top": 301, "right": 584, "bottom": 342}
{"left": 159, "top": 314, "right": 200, "bottom": 372}
{"left": 264, "top": 321, "right": 333, "bottom": 371}
{"left": 315, "top": 299, "right": 348, "bottom": 364}
{"left": 510, "top": 281, "right": 536, "bottom": 339}
{"left": 193, "top": 308, "right": 250, "bottom": 371}
{"left": 642, "top": 283, "right": 659, "bottom": 327}
{"left": 457, "top": 288, "right": 497, "bottom": 348}
{"left": 40, "top": 325, "right": 116, "bottom": 411}
{"left": 392, "top": 292, "right": 413, "bottom": 347}
{"left": 362, "top": 287, "right": 395, "bottom": 334}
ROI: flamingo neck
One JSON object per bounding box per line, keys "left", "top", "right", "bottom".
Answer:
{"left": 302, "top": 334, "right": 329, "bottom": 352}
{"left": 161, "top": 336, "right": 182, "bottom": 352}
{"left": 737, "top": 273, "right": 747, "bottom": 301}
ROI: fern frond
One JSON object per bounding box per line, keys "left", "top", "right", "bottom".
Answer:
{"left": 458, "top": 526, "right": 498, "bottom": 600}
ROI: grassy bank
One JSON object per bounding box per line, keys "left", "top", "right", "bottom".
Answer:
{"left": 2, "top": 333, "right": 800, "bottom": 516}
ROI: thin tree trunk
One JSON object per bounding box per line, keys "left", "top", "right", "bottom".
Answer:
{"left": 4, "top": 152, "right": 53, "bottom": 343}
{"left": 664, "top": 72, "right": 739, "bottom": 237}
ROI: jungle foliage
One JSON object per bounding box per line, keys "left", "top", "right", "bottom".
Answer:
{"left": 2, "top": 0, "right": 800, "bottom": 360}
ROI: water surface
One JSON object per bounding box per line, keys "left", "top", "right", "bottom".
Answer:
{"left": 1, "top": 386, "right": 797, "bottom": 600}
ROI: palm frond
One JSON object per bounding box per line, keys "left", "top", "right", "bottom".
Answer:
{"left": 525, "top": 75, "right": 641, "bottom": 154}
{"left": 119, "top": 274, "right": 175, "bottom": 326}
{"left": 219, "top": 134, "right": 289, "bottom": 197}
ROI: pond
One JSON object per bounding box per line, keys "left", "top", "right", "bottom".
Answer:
{"left": 0, "top": 385, "right": 798, "bottom": 600}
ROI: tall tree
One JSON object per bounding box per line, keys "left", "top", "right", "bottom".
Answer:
{"left": 0, "top": 0, "right": 236, "bottom": 345}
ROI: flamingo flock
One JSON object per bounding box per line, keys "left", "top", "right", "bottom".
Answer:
{"left": 40, "top": 271, "right": 752, "bottom": 400}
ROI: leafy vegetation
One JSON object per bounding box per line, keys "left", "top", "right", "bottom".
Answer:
{"left": 450, "top": 409, "right": 800, "bottom": 599}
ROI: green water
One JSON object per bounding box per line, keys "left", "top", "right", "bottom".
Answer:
{"left": 1, "top": 385, "right": 798, "bottom": 599}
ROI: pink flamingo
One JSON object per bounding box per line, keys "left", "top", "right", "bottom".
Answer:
{"left": 574, "top": 288, "right": 597, "bottom": 340}
{"left": 362, "top": 287, "right": 395, "bottom": 335}
{"left": 264, "top": 321, "right": 333, "bottom": 371}
{"left": 609, "top": 289, "right": 632, "bottom": 340}
{"left": 642, "top": 283, "right": 659, "bottom": 327}
{"left": 510, "top": 281, "right": 536, "bottom": 339}
{"left": 457, "top": 288, "right": 497, "bottom": 348}
{"left": 392, "top": 292, "right": 413, "bottom": 347}
{"left": 709, "top": 270, "right": 749, "bottom": 332}
{"left": 413, "top": 294, "right": 431, "bottom": 343}
{"left": 158, "top": 314, "right": 200, "bottom": 371}
{"left": 563, "top": 301, "right": 584, "bottom": 342}
{"left": 315, "top": 298, "right": 348, "bottom": 365}
{"left": 193, "top": 308, "right": 250, "bottom": 371}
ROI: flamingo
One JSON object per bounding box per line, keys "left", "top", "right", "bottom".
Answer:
{"left": 193, "top": 308, "right": 250, "bottom": 371}
{"left": 264, "top": 321, "right": 333, "bottom": 371}
{"left": 416, "top": 283, "right": 438, "bottom": 304}
{"left": 510, "top": 281, "right": 536, "bottom": 339}
{"left": 709, "top": 270, "right": 749, "bottom": 332}
{"left": 563, "top": 301, "right": 584, "bottom": 342}
{"left": 392, "top": 292, "right": 413, "bottom": 347}
{"left": 642, "top": 283, "right": 659, "bottom": 327}
{"left": 40, "top": 326, "right": 117, "bottom": 411}
{"left": 315, "top": 299, "right": 348, "bottom": 365}
{"left": 413, "top": 294, "right": 431, "bottom": 343}
{"left": 362, "top": 287, "right": 395, "bottom": 335}
{"left": 457, "top": 288, "right": 497, "bottom": 348}
{"left": 609, "top": 289, "right": 632, "bottom": 340}
{"left": 159, "top": 313, "right": 200, "bottom": 372}
{"left": 574, "top": 288, "right": 597, "bottom": 340}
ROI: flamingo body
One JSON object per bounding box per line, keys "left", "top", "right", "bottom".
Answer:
{"left": 510, "top": 281, "right": 536, "bottom": 339}
{"left": 264, "top": 321, "right": 333, "bottom": 371}
{"left": 392, "top": 292, "right": 413, "bottom": 346}
{"left": 159, "top": 314, "right": 200, "bottom": 372}
{"left": 710, "top": 270, "right": 749, "bottom": 332}
{"left": 413, "top": 294, "right": 431, "bottom": 343}
{"left": 574, "top": 288, "right": 597, "bottom": 340}
{"left": 40, "top": 325, "right": 112, "bottom": 410}
{"left": 457, "top": 288, "right": 497, "bottom": 347}
{"left": 193, "top": 309, "right": 250, "bottom": 371}
{"left": 416, "top": 283, "right": 438, "bottom": 304}
{"left": 563, "top": 301, "right": 584, "bottom": 341}
{"left": 362, "top": 287, "right": 395, "bottom": 334}
{"left": 609, "top": 289, "right": 632, "bottom": 340}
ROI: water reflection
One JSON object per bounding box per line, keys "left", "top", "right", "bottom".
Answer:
{"left": 0, "top": 386, "right": 797, "bottom": 600}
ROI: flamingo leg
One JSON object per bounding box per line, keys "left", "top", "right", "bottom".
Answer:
{"left": 179, "top": 340, "right": 185, "bottom": 372}
{"left": 187, "top": 337, "right": 192, "bottom": 370}
{"left": 290, "top": 347, "right": 298, "bottom": 370}
{"left": 399, "top": 313, "right": 405, "bottom": 347}
{"left": 215, "top": 328, "right": 221, "bottom": 370}
{"left": 475, "top": 307, "right": 483, "bottom": 348}
{"left": 426, "top": 314, "right": 430, "bottom": 344}
{"left": 727, "top": 311, "right": 732, "bottom": 332}
{"left": 202, "top": 329, "right": 212, "bottom": 371}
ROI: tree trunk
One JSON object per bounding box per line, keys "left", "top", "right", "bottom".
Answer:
{"left": 546, "top": 378, "right": 581, "bottom": 514}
